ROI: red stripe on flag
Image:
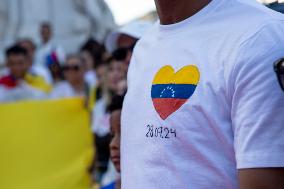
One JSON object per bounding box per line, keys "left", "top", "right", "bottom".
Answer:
{"left": 152, "top": 98, "right": 188, "bottom": 120}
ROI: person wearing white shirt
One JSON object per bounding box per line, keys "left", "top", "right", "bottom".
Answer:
{"left": 50, "top": 54, "right": 87, "bottom": 99}
{"left": 121, "top": 0, "right": 284, "bottom": 188}
{"left": 35, "top": 22, "right": 65, "bottom": 68}
{"left": 80, "top": 39, "right": 105, "bottom": 89}
{"left": 0, "top": 45, "right": 50, "bottom": 103}
{"left": 18, "top": 38, "right": 52, "bottom": 84}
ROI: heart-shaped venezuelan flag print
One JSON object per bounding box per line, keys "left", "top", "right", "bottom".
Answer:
{"left": 151, "top": 65, "right": 200, "bottom": 120}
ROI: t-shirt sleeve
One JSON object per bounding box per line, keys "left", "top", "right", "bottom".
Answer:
{"left": 230, "top": 21, "right": 284, "bottom": 169}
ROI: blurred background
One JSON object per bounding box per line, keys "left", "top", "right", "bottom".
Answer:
{"left": 0, "top": 1, "right": 158, "bottom": 189}
{"left": 0, "top": 0, "right": 157, "bottom": 65}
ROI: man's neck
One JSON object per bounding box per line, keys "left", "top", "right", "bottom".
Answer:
{"left": 155, "top": 0, "right": 212, "bottom": 25}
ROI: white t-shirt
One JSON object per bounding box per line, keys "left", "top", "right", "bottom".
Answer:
{"left": 35, "top": 40, "right": 65, "bottom": 67}
{"left": 30, "top": 65, "right": 53, "bottom": 84}
{"left": 84, "top": 70, "right": 97, "bottom": 88}
{"left": 0, "top": 81, "right": 47, "bottom": 103}
{"left": 49, "top": 81, "right": 84, "bottom": 99}
{"left": 121, "top": 0, "right": 284, "bottom": 188}
{"left": 91, "top": 98, "right": 111, "bottom": 137}
{"left": 0, "top": 66, "right": 52, "bottom": 84}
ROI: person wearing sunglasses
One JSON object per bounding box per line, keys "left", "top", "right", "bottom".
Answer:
{"left": 50, "top": 54, "right": 88, "bottom": 98}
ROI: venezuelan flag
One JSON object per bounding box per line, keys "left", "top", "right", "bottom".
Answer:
{"left": 151, "top": 65, "right": 200, "bottom": 120}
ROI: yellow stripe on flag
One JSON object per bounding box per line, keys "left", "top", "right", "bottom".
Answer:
{"left": 0, "top": 98, "right": 94, "bottom": 189}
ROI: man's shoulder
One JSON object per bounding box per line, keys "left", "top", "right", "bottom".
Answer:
{"left": 230, "top": 0, "right": 283, "bottom": 18}
{"left": 224, "top": 0, "right": 284, "bottom": 32}
{"left": 208, "top": 0, "right": 284, "bottom": 55}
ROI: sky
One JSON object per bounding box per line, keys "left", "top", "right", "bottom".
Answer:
{"left": 105, "top": 0, "right": 274, "bottom": 25}
{"left": 105, "top": 0, "right": 156, "bottom": 25}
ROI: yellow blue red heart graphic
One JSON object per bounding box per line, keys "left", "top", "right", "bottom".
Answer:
{"left": 151, "top": 65, "right": 200, "bottom": 120}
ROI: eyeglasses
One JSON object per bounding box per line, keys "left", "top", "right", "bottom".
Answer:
{"left": 274, "top": 58, "right": 284, "bottom": 91}
{"left": 63, "top": 65, "right": 81, "bottom": 72}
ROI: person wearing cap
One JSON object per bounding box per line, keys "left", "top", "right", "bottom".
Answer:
{"left": 105, "top": 21, "right": 152, "bottom": 67}
{"left": 121, "top": 0, "right": 284, "bottom": 189}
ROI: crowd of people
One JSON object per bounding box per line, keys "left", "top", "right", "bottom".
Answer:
{"left": 0, "top": 20, "right": 152, "bottom": 188}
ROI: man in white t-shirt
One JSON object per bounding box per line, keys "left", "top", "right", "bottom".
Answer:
{"left": 0, "top": 45, "right": 50, "bottom": 102}
{"left": 35, "top": 22, "right": 65, "bottom": 68}
{"left": 121, "top": 0, "right": 284, "bottom": 188}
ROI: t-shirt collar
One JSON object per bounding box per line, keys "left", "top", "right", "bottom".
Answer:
{"left": 158, "top": 0, "right": 225, "bottom": 36}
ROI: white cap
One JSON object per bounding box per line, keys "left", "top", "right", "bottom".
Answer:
{"left": 105, "top": 20, "right": 153, "bottom": 53}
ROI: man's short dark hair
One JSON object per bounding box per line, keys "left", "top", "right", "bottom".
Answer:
{"left": 5, "top": 45, "right": 28, "bottom": 58}
{"left": 80, "top": 38, "right": 106, "bottom": 67}
{"left": 41, "top": 22, "right": 52, "bottom": 29}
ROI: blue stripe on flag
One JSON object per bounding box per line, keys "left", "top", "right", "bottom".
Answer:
{"left": 151, "top": 84, "right": 197, "bottom": 99}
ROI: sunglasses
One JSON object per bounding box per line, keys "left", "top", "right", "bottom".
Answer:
{"left": 274, "top": 58, "right": 284, "bottom": 91}
{"left": 112, "top": 43, "right": 136, "bottom": 61}
{"left": 63, "top": 65, "right": 81, "bottom": 72}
